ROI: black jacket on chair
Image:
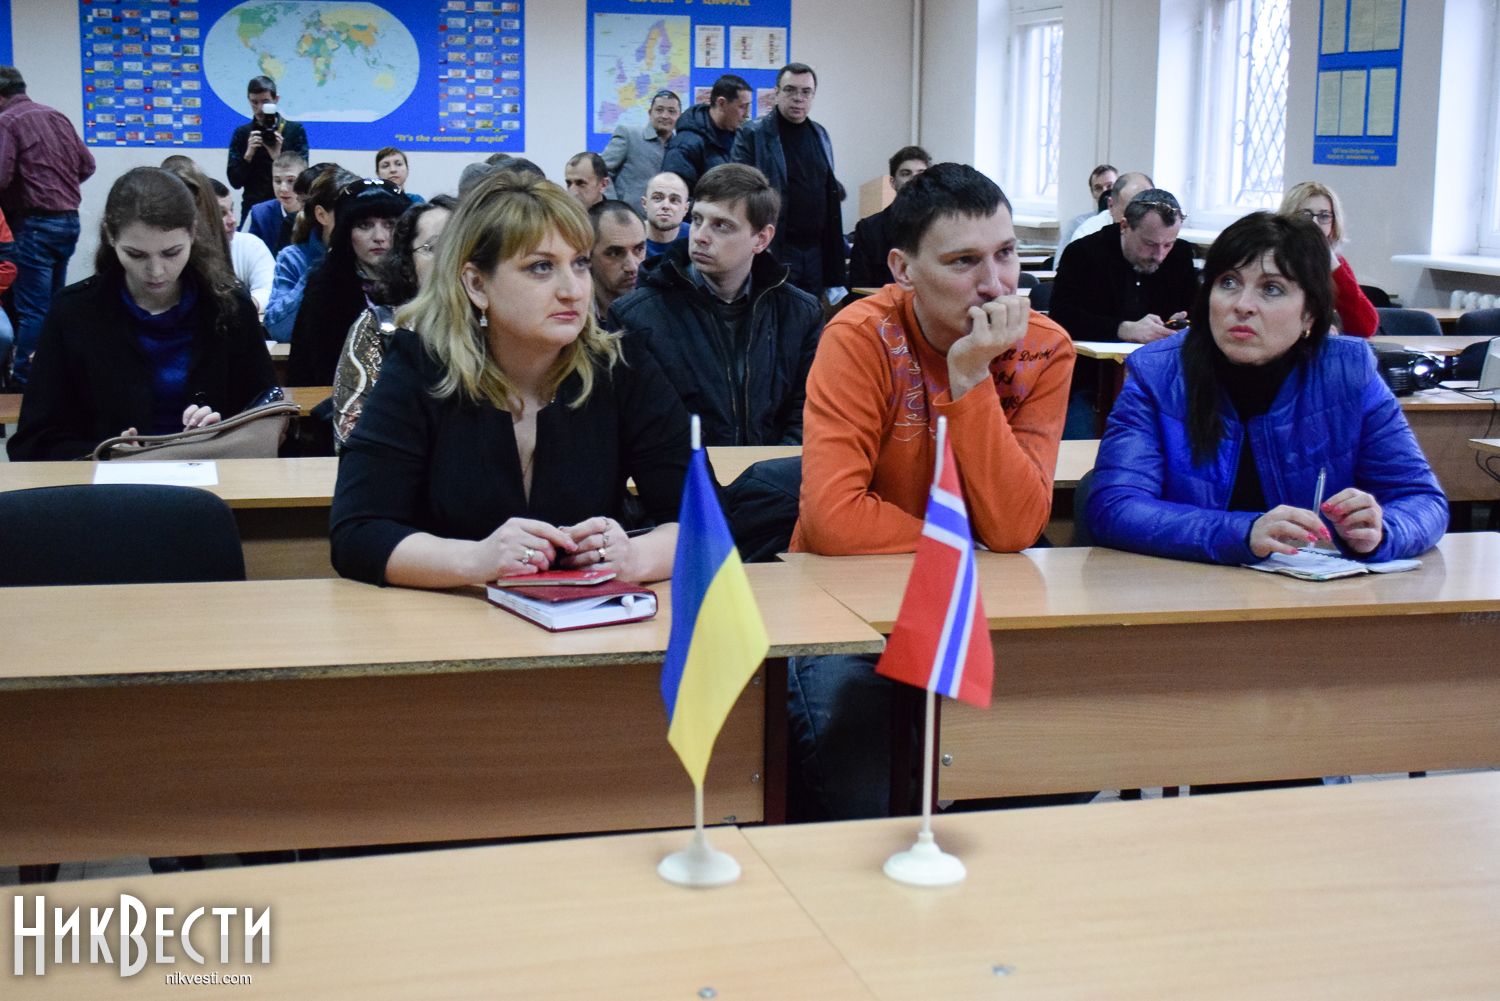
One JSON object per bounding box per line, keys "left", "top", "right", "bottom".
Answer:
{"left": 605, "top": 244, "right": 823, "bottom": 446}
{"left": 8, "top": 273, "right": 276, "bottom": 461}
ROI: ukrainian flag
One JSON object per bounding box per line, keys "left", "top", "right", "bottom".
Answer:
{"left": 661, "top": 444, "right": 769, "bottom": 787}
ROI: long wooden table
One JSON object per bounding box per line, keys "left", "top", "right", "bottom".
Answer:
{"left": 2, "top": 826, "right": 875, "bottom": 1000}
{"left": 1370, "top": 333, "right": 1490, "bottom": 356}
{"left": 746, "top": 772, "right": 1500, "bottom": 1000}
{"left": 0, "top": 443, "right": 1104, "bottom": 578}
{"left": 783, "top": 534, "right": 1500, "bottom": 801}
{"left": 1400, "top": 387, "right": 1500, "bottom": 502}
{"left": 0, "top": 566, "right": 883, "bottom": 866}
{"left": 1471, "top": 437, "right": 1500, "bottom": 457}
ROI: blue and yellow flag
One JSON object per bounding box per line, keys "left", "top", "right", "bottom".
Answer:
{"left": 660, "top": 445, "right": 769, "bottom": 787}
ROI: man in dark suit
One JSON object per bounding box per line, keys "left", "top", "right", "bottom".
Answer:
{"left": 847, "top": 145, "right": 931, "bottom": 288}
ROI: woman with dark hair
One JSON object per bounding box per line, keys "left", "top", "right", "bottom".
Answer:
{"left": 330, "top": 171, "right": 690, "bottom": 588}
{"left": 8, "top": 167, "right": 275, "bottom": 461}
{"left": 285, "top": 177, "right": 409, "bottom": 386}
{"left": 332, "top": 194, "right": 457, "bottom": 445}
{"left": 263, "top": 163, "right": 354, "bottom": 342}
{"left": 1085, "top": 211, "right": 1445, "bottom": 564}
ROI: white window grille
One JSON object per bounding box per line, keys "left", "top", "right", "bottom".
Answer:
{"left": 1005, "top": 10, "right": 1063, "bottom": 211}
{"left": 1193, "top": 0, "right": 1290, "bottom": 216}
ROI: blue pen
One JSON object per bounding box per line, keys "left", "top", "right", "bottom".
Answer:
{"left": 1312, "top": 467, "right": 1327, "bottom": 542}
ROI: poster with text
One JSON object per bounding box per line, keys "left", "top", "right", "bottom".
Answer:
{"left": 585, "top": 0, "right": 790, "bottom": 153}
{"left": 79, "top": 0, "right": 526, "bottom": 152}
{"left": 1313, "top": 0, "right": 1403, "bottom": 166}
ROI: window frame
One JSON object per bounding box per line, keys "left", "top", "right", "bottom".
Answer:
{"left": 1003, "top": 4, "right": 1065, "bottom": 217}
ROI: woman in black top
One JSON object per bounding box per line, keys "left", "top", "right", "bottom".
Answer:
{"left": 8, "top": 167, "right": 274, "bottom": 461}
{"left": 286, "top": 177, "right": 409, "bottom": 386}
{"left": 331, "top": 170, "right": 691, "bottom": 588}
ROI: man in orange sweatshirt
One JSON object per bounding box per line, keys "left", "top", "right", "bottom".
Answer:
{"left": 788, "top": 162, "right": 1074, "bottom": 819}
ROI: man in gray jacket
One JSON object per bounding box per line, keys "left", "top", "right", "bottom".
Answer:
{"left": 601, "top": 89, "right": 680, "bottom": 218}
{"left": 730, "top": 62, "right": 844, "bottom": 298}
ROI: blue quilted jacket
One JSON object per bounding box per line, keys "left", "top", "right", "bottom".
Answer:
{"left": 1086, "top": 332, "right": 1447, "bottom": 565}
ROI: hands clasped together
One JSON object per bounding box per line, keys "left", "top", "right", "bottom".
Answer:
{"left": 481, "top": 515, "right": 637, "bottom": 580}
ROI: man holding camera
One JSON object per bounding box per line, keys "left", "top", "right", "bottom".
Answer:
{"left": 226, "top": 76, "right": 309, "bottom": 226}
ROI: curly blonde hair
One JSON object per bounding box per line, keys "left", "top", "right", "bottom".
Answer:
{"left": 397, "top": 170, "right": 619, "bottom": 410}
{"left": 1279, "top": 181, "right": 1346, "bottom": 251}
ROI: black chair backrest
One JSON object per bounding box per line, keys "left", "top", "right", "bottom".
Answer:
{"left": 1374, "top": 307, "right": 1442, "bottom": 339}
{"left": 1029, "top": 281, "right": 1055, "bottom": 312}
{"left": 723, "top": 456, "right": 801, "bottom": 563}
{"left": 1359, "top": 284, "right": 1394, "bottom": 308}
{"left": 1456, "top": 308, "right": 1500, "bottom": 339}
{"left": 1071, "top": 469, "right": 1096, "bottom": 547}
{"left": 1017, "top": 271, "right": 1039, "bottom": 289}
{"left": 0, "top": 484, "right": 245, "bottom": 586}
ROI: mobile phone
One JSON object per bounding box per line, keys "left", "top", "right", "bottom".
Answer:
{"left": 1165, "top": 318, "right": 1189, "bottom": 330}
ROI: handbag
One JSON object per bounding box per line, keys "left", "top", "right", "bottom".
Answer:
{"left": 91, "top": 397, "right": 301, "bottom": 461}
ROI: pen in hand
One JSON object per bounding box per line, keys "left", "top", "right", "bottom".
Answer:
{"left": 1311, "top": 467, "right": 1327, "bottom": 546}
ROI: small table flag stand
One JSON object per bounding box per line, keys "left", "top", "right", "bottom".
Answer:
{"left": 875, "top": 416, "right": 992, "bottom": 887}
{"left": 657, "top": 415, "right": 768, "bottom": 888}
{"left": 883, "top": 687, "right": 966, "bottom": 886}
{"left": 658, "top": 782, "right": 742, "bottom": 887}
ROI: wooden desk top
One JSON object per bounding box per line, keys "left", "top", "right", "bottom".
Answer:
{"left": 744, "top": 773, "right": 1500, "bottom": 1000}
{"left": 0, "top": 563, "right": 883, "bottom": 691}
{"left": 1370, "top": 334, "right": 1489, "bottom": 356}
{"left": 1399, "top": 386, "right": 1500, "bottom": 411}
{"left": 0, "top": 386, "right": 332, "bottom": 426}
{"left": 3, "top": 827, "right": 874, "bottom": 1000}
{"left": 266, "top": 340, "right": 290, "bottom": 358}
{"left": 1053, "top": 438, "right": 1097, "bottom": 487}
{"left": 707, "top": 444, "right": 801, "bottom": 485}
{"left": 0, "top": 456, "right": 339, "bottom": 508}
{"left": 781, "top": 533, "right": 1500, "bottom": 632}
{"left": 1070, "top": 340, "right": 1140, "bottom": 362}
{"left": 1471, "top": 437, "right": 1500, "bottom": 457}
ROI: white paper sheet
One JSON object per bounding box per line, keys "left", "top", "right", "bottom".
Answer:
{"left": 93, "top": 461, "right": 220, "bottom": 487}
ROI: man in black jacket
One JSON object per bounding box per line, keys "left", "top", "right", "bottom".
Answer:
{"left": 606, "top": 164, "right": 822, "bottom": 446}
{"left": 847, "top": 144, "right": 930, "bottom": 288}
{"left": 660, "top": 74, "right": 752, "bottom": 191}
{"left": 226, "top": 76, "right": 309, "bottom": 226}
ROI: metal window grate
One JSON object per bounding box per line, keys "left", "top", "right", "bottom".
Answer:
{"left": 1228, "top": 0, "right": 1289, "bottom": 208}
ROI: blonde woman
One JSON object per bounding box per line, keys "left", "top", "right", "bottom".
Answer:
{"left": 330, "top": 171, "right": 689, "bottom": 588}
{"left": 1279, "top": 181, "right": 1378, "bottom": 337}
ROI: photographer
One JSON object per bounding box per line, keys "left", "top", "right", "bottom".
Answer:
{"left": 226, "top": 76, "right": 309, "bottom": 225}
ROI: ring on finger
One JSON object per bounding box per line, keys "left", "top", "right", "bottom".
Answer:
{"left": 598, "top": 545, "right": 608, "bottom": 563}
{"left": 601, "top": 529, "right": 611, "bottom": 546}
{"left": 523, "top": 546, "right": 538, "bottom": 564}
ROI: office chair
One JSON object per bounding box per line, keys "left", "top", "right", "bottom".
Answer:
{"left": 1455, "top": 308, "right": 1500, "bottom": 339}
{"left": 1374, "top": 307, "right": 1443, "bottom": 340}
{"left": 0, "top": 484, "right": 245, "bottom": 586}
{"left": 1029, "top": 281, "right": 1055, "bottom": 312}
{"left": 1359, "top": 284, "right": 1394, "bottom": 308}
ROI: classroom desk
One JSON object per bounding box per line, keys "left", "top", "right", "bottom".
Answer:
{"left": 267, "top": 339, "right": 289, "bottom": 381}
{"left": 745, "top": 772, "right": 1500, "bottom": 1000}
{"left": 1399, "top": 387, "right": 1500, "bottom": 502}
{"left": 0, "top": 385, "right": 331, "bottom": 428}
{"left": 1370, "top": 333, "right": 1489, "bottom": 356}
{"left": 0, "top": 566, "right": 883, "bottom": 866}
{"left": 782, "top": 533, "right": 1500, "bottom": 801}
{"left": 1, "top": 827, "right": 875, "bottom": 1000}
{"left": 1471, "top": 437, "right": 1500, "bottom": 457}
{"left": 1416, "top": 305, "right": 1466, "bottom": 332}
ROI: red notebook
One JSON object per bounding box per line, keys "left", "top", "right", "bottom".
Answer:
{"left": 485, "top": 577, "right": 657, "bottom": 632}
{"left": 490, "top": 568, "right": 617, "bottom": 588}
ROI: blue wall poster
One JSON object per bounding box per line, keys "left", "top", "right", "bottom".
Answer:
{"left": 79, "top": 0, "right": 525, "bottom": 152}
{"left": 584, "top": 0, "right": 791, "bottom": 153}
{"left": 1312, "top": 0, "right": 1403, "bottom": 167}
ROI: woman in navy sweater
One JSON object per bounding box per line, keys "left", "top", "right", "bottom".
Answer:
{"left": 1086, "top": 211, "right": 1446, "bottom": 564}
{"left": 9, "top": 167, "right": 274, "bottom": 461}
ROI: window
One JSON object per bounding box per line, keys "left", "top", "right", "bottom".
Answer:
{"left": 1004, "top": 8, "right": 1063, "bottom": 213}
{"left": 1481, "top": 8, "right": 1500, "bottom": 253}
{"left": 1191, "top": 0, "right": 1290, "bottom": 217}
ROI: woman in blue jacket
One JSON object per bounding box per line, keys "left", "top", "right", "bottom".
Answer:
{"left": 1086, "top": 211, "right": 1446, "bottom": 564}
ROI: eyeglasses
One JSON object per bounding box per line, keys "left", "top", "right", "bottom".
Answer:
{"left": 1298, "top": 209, "right": 1335, "bottom": 224}
{"left": 1131, "top": 198, "right": 1184, "bottom": 226}
{"left": 779, "top": 85, "right": 815, "bottom": 99}
{"left": 338, "top": 177, "right": 402, "bottom": 200}
{"left": 412, "top": 241, "right": 438, "bottom": 257}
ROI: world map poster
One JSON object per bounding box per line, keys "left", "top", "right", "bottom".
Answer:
{"left": 584, "top": 0, "right": 790, "bottom": 153}
{"left": 79, "top": 0, "right": 526, "bottom": 152}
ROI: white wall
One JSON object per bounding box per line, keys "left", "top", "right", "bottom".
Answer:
{"left": 10, "top": 0, "right": 915, "bottom": 283}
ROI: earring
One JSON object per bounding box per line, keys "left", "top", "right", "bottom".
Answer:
{"left": 479, "top": 314, "right": 488, "bottom": 328}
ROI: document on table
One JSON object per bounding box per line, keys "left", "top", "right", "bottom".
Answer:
{"left": 93, "top": 461, "right": 220, "bottom": 487}
{"left": 1244, "top": 548, "right": 1421, "bottom": 581}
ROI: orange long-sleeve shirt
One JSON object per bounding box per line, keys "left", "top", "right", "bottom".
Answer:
{"left": 791, "top": 284, "right": 1075, "bottom": 554}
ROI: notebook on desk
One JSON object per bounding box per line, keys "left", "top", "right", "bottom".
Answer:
{"left": 1244, "top": 549, "right": 1421, "bottom": 582}
{"left": 485, "top": 578, "right": 656, "bottom": 631}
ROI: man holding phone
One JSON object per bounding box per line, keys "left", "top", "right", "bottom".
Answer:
{"left": 226, "top": 76, "right": 309, "bottom": 225}
{"left": 1050, "top": 187, "right": 1198, "bottom": 343}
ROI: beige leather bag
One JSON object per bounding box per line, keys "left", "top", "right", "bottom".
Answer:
{"left": 91, "top": 399, "right": 301, "bottom": 461}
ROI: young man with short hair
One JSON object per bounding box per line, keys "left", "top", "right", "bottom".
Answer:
{"left": 587, "top": 200, "right": 647, "bottom": 317}
{"left": 788, "top": 163, "right": 1075, "bottom": 820}
{"left": 640, "top": 171, "right": 690, "bottom": 257}
{"left": 226, "top": 75, "right": 309, "bottom": 225}
{"left": 602, "top": 89, "right": 680, "bottom": 215}
{"left": 607, "top": 163, "right": 822, "bottom": 447}
{"left": 375, "top": 145, "right": 423, "bottom": 204}
{"left": 563, "top": 151, "right": 609, "bottom": 208}
{"left": 244, "top": 149, "right": 307, "bottom": 254}
{"left": 212, "top": 179, "right": 274, "bottom": 311}
{"left": 661, "top": 74, "right": 752, "bottom": 191}
{"left": 847, "top": 144, "right": 931, "bottom": 287}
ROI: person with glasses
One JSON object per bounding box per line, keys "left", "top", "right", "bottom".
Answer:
{"left": 333, "top": 195, "right": 457, "bottom": 446}
{"left": 1050, "top": 187, "right": 1199, "bottom": 344}
{"left": 287, "top": 177, "right": 410, "bottom": 386}
{"left": 330, "top": 170, "right": 691, "bottom": 589}
{"left": 601, "top": 89, "right": 680, "bottom": 217}
{"left": 9, "top": 167, "right": 275, "bottom": 460}
{"left": 730, "top": 62, "right": 846, "bottom": 300}
{"left": 1279, "top": 181, "right": 1378, "bottom": 337}
{"left": 1086, "top": 211, "right": 1444, "bottom": 564}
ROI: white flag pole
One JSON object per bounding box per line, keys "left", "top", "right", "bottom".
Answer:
{"left": 884, "top": 416, "right": 966, "bottom": 886}
{"left": 659, "top": 413, "right": 741, "bottom": 888}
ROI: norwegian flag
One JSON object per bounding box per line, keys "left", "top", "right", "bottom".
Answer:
{"left": 874, "top": 419, "right": 994, "bottom": 707}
